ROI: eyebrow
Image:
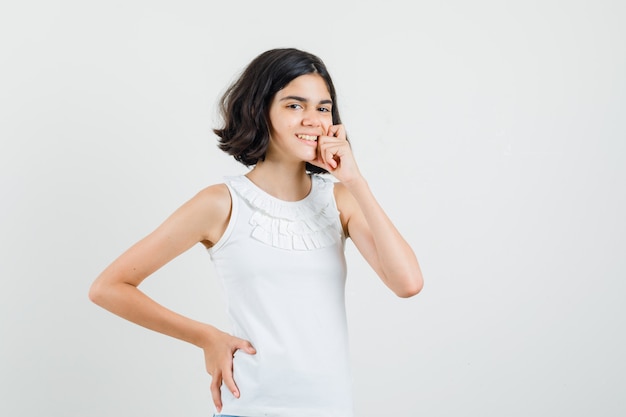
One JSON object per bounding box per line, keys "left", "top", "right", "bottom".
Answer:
{"left": 279, "top": 95, "right": 333, "bottom": 105}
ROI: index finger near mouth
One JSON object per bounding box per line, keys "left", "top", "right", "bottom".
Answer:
{"left": 334, "top": 125, "right": 347, "bottom": 139}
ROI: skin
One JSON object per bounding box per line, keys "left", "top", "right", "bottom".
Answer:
{"left": 89, "top": 73, "right": 423, "bottom": 413}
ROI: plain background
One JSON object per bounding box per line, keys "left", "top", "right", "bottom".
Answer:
{"left": 1, "top": 1, "right": 624, "bottom": 416}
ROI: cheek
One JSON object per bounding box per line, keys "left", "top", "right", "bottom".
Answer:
{"left": 271, "top": 110, "right": 292, "bottom": 128}
{"left": 321, "top": 117, "right": 333, "bottom": 133}
{"left": 269, "top": 117, "right": 289, "bottom": 136}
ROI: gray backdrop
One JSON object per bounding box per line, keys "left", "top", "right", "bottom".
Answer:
{"left": 1, "top": 1, "right": 624, "bottom": 416}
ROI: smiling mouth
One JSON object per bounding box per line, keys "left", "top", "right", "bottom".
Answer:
{"left": 297, "top": 134, "right": 318, "bottom": 142}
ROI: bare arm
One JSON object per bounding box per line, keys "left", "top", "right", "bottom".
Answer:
{"left": 88, "top": 184, "right": 254, "bottom": 413}
{"left": 314, "top": 125, "right": 423, "bottom": 297}
{"left": 335, "top": 180, "right": 423, "bottom": 297}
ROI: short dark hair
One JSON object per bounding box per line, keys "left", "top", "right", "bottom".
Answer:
{"left": 213, "top": 48, "right": 343, "bottom": 174}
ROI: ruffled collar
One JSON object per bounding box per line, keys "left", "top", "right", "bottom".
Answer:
{"left": 226, "top": 175, "right": 343, "bottom": 251}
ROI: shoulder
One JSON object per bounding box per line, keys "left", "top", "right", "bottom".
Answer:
{"left": 183, "top": 183, "right": 232, "bottom": 247}
{"left": 332, "top": 181, "right": 355, "bottom": 208}
{"left": 193, "top": 182, "right": 231, "bottom": 209}
{"left": 332, "top": 181, "right": 358, "bottom": 237}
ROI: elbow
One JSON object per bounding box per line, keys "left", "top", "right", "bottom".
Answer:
{"left": 88, "top": 279, "right": 108, "bottom": 307}
{"left": 88, "top": 282, "right": 101, "bottom": 305}
{"left": 396, "top": 283, "right": 423, "bottom": 298}
{"left": 394, "top": 271, "right": 424, "bottom": 298}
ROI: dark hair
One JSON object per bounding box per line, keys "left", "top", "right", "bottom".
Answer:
{"left": 213, "top": 48, "right": 344, "bottom": 174}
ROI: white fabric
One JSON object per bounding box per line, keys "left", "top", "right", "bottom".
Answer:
{"left": 207, "top": 174, "right": 353, "bottom": 417}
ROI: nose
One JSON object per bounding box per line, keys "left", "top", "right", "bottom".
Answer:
{"left": 302, "top": 108, "right": 322, "bottom": 128}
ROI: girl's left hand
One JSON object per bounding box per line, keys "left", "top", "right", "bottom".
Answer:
{"left": 311, "top": 124, "right": 362, "bottom": 184}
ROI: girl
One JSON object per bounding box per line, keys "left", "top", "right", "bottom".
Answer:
{"left": 89, "top": 48, "right": 423, "bottom": 417}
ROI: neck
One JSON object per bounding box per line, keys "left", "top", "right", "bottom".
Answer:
{"left": 246, "top": 160, "right": 312, "bottom": 202}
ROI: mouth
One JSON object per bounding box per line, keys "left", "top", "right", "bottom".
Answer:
{"left": 296, "top": 134, "right": 318, "bottom": 142}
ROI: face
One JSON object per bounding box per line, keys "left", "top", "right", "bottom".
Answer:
{"left": 266, "top": 73, "right": 333, "bottom": 164}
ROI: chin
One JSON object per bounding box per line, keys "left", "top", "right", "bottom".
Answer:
{"left": 302, "top": 153, "right": 317, "bottom": 162}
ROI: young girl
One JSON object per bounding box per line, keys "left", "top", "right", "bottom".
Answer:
{"left": 89, "top": 48, "right": 423, "bottom": 417}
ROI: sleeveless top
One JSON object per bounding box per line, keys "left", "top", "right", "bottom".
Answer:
{"left": 207, "top": 174, "right": 354, "bottom": 417}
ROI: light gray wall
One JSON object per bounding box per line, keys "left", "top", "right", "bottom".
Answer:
{"left": 1, "top": 1, "right": 624, "bottom": 416}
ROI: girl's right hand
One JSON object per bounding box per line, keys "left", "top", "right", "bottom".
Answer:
{"left": 201, "top": 328, "right": 256, "bottom": 413}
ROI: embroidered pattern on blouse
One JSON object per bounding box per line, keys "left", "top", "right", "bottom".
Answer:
{"left": 227, "top": 175, "right": 343, "bottom": 250}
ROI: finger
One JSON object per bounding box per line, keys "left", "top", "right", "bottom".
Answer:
{"left": 317, "top": 142, "right": 330, "bottom": 168}
{"left": 327, "top": 124, "right": 345, "bottom": 140}
{"left": 210, "top": 373, "right": 223, "bottom": 412}
{"left": 309, "top": 153, "right": 330, "bottom": 171}
{"left": 222, "top": 362, "right": 240, "bottom": 398}
{"left": 316, "top": 140, "right": 328, "bottom": 168}
{"left": 236, "top": 339, "right": 256, "bottom": 355}
{"left": 317, "top": 141, "right": 332, "bottom": 168}
{"left": 318, "top": 140, "right": 343, "bottom": 170}
{"left": 327, "top": 124, "right": 340, "bottom": 137}
{"left": 325, "top": 148, "right": 338, "bottom": 169}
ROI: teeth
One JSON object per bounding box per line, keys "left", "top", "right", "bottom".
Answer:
{"left": 297, "top": 134, "right": 317, "bottom": 141}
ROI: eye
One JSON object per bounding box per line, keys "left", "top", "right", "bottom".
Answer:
{"left": 318, "top": 107, "right": 331, "bottom": 113}
{"left": 287, "top": 103, "right": 303, "bottom": 110}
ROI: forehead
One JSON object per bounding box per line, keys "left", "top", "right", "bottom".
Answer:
{"left": 276, "top": 73, "right": 331, "bottom": 98}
